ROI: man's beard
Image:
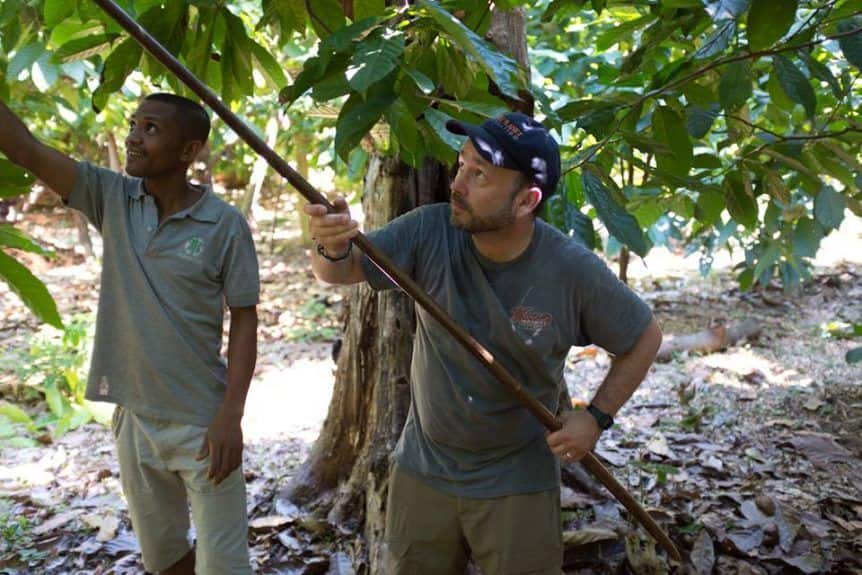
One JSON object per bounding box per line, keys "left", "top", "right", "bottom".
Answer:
{"left": 450, "top": 196, "right": 516, "bottom": 233}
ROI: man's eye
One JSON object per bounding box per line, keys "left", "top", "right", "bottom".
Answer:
{"left": 475, "top": 171, "right": 487, "bottom": 182}
{"left": 145, "top": 124, "right": 157, "bottom": 134}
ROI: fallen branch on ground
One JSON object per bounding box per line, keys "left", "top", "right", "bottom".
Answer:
{"left": 656, "top": 319, "right": 762, "bottom": 361}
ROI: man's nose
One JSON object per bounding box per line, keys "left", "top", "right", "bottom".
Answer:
{"left": 450, "top": 171, "right": 468, "bottom": 196}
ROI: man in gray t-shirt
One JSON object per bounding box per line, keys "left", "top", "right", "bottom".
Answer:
{"left": 306, "top": 112, "right": 662, "bottom": 574}
{"left": 0, "top": 94, "right": 258, "bottom": 575}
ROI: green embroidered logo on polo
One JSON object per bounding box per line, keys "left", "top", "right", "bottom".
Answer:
{"left": 183, "top": 236, "right": 205, "bottom": 259}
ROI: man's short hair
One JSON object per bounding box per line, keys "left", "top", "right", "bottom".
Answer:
{"left": 144, "top": 93, "right": 210, "bottom": 144}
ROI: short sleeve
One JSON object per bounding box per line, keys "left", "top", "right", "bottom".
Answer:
{"left": 222, "top": 214, "right": 260, "bottom": 308}
{"left": 360, "top": 207, "right": 424, "bottom": 291}
{"left": 66, "top": 161, "right": 120, "bottom": 232}
{"left": 575, "top": 251, "right": 653, "bottom": 356}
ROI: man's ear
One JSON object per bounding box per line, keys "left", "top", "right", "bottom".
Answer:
{"left": 180, "top": 140, "right": 204, "bottom": 163}
{"left": 517, "top": 185, "right": 543, "bottom": 216}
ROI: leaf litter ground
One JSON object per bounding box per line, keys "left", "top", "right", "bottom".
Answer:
{"left": 0, "top": 210, "right": 860, "bottom": 574}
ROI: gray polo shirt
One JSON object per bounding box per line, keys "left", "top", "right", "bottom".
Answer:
{"left": 361, "top": 204, "right": 652, "bottom": 498}
{"left": 68, "top": 161, "right": 260, "bottom": 426}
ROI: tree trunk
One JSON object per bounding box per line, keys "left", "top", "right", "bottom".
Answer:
{"left": 282, "top": 156, "right": 448, "bottom": 572}
{"left": 283, "top": 7, "right": 529, "bottom": 574}
{"left": 239, "top": 114, "right": 280, "bottom": 221}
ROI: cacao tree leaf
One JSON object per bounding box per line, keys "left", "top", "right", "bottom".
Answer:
{"left": 837, "top": 19, "right": 862, "bottom": 70}
{"left": 747, "top": 0, "right": 797, "bottom": 51}
{"left": 773, "top": 55, "right": 816, "bottom": 118}
{"left": 582, "top": 166, "right": 647, "bottom": 256}
{"left": 0, "top": 251, "right": 62, "bottom": 329}
{"left": 719, "top": 60, "right": 752, "bottom": 111}
{"left": 0, "top": 225, "right": 50, "bottom": 256}
{"left": 813, "top": 186, "right": 846, "bottom": 230}
{"left": 347, "top": 29, "right": 405, "bottom": 94}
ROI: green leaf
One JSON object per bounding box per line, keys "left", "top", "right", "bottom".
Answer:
{"left": 813, "top": 186, "right": 846, "bottom": 230}
{"left": 0, "top": 159, "right": 34, "bottom": 187}
{"left": 423, "top": 108, "right": 464, "bottom": 152}
{"left": 792, "top": 218, "right": 823, "bottom": 258}
{"left": 695, "top": 187, "right": 724, "bottom": 223}
{"left": 663, "top": 0, "right": 703, "bottom": 7}
{"left": 0, "top": 225, "right": 50, "bottom": 256}
{"left": 719, "top": 60, "right": 752, "bottom": 111}
{"left": 837, "top": 19, "right": 862, "bottom": 70}
{"left": 693, "top": 154, "right": 722, "bottom": 169}
{"left": 0, "top": 401, "right": 35, "bottom": 430}
{"left": 544, "top": 194, "right": 596, "bottom": 250}
{"left": 280, "top": 53, "right": 351, "bottom": 105}
{"left": 799, "top": 52, "right": 841, "bottom": 98}
{"left": 723, "top": 172, "right": 757, "bottom": 229}
{"left": 596, "top": 15, "right": 656, "bottom": 51}
{"left": 434, "top": 43, "right": 474, "bottom": 99}
{"left": 354, "top": 0, "right": 385, "bottom": 21}
{"left": 419, "top": 0, "right": 523, "bottom": 100}
{"left": 753, "top": 241, "right": 781, "bottom": 283}
{"left": 847, "top": 347, "right": 862, "bottom": 364}
{"left": 747, "top": 0, "right": 797, "bottom": 51}
{"left": 347, "top": 29, "right": 405, "bottom": 94}
{"left": 0, "top": 251, "right": 62, "bottom": 329}
{"left": 222, "top": 11, "right": 254, "bottom": 96}
{"left": 52, "top": 34, "right": 115, "bottom": 63}
{"left": 0, "top": 159, "right": 33, "bottom": 198}
{"left": 307, "top": 0, "right": 347, "bottom": 39}
{"left": 582, "top": 166, "right": 647, "bottom": 257}
{"left": 273, "top": 0, "right": 307, "bottom": 36}
{"left": 652, "top": 106, "right": 693, "bottom": 176}
{"left": 334, "top": 91, "right": 397, "bottom": 162}
{"left": 250, "top": 40, "right": 288, "bottom": 90}
{"left": 386, "top": 98, "right": 421, "bottom": 166}
{"left": 685, "top": 104, "right": 719, "bottom": 138}
{"left": 92, "top": 38, "right": 142, "bottom": 112}
{"left": 44, "top": 0, "right": 76, "bottom": 28}
{"left": 577, "top": 106, "right": 619, "bottom": 139}
{"left": 773, "top": 55, "right": 816, "bottom": 118}
{"left": 401, "top": 65, "right": 435, "bottom": 94}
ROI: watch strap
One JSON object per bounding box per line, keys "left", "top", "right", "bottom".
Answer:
{"left": 587, "top": 403, "right": 614, "bottom": 430}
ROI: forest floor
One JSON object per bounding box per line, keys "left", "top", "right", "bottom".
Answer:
{"left": 0, "top": 207, "right": 860, "bottom": 575}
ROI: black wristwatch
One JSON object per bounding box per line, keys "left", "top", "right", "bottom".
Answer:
{"left": 587, "top": 404, "right": 614, "bottom": 431}
{"left": 316, "top": 241, "right": 353, "bottom": 262}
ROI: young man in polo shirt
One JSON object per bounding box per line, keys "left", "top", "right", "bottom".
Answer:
{"left": 305, "top": 112, "right": 662, "bottom": 573}
{"left": 0, "top": 94, "right": 259, "bottom": 575}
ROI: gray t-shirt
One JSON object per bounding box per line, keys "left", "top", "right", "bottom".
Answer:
{"left": 68, "top": 161, "right": 260, "bottom": 426}
{"left": 361, "top": 203, "right": 652, "bottom": 498}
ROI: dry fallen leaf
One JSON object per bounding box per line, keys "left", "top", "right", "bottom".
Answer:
{"left": 562, "top": 526, "right": 618, "bottom": 547}
{"left": 691, "top": 530, "right": 715, "bottom": 575}
{"left": 786, "top": 432, "right": 852, "bottom": 469}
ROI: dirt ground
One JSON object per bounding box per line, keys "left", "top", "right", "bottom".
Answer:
{"left": 1, "top": 208, "right": 860, "bottom": 574}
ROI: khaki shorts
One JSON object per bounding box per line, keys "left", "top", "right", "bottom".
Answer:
{"left": 383, "top": 464, "right": 562, "bottom": 575}
{"left": 112, "top": 406, "right": 252, "bottom": 574}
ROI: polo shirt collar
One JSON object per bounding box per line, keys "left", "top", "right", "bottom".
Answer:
{"left": 184, "top": 186, "right": 221, "bottom": 223}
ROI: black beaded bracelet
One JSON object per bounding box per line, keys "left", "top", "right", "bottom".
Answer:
{"left": 316, "top": 241, "right": 353, "bottom": 262}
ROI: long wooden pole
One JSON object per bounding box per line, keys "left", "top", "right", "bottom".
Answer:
{"left": 92, "top": 0, "right": 681, "bottom": 562}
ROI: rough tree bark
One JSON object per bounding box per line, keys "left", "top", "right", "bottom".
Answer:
{"left": 283, "top": 156, "right": 449, "bottom": 571}
{"left": 282, "top": 8, "right": 532, "bottom": 573}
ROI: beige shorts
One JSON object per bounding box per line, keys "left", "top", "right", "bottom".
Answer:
{"left": 383, "top": 464, "right": 562, "bottom": 575}
{"left": 112, "top": 406, "right": 252, "bottom": 574}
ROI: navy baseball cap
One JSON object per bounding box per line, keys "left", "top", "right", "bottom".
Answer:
{"left": 446, "top": 112, "right": 561, "bottom": 196}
